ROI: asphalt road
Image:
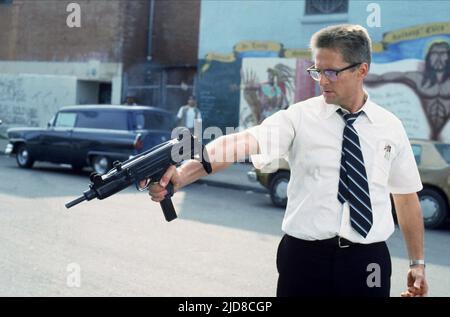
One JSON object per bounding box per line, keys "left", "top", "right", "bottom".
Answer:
{"left": 0, "top": 155, "right": 449, "bottom": 297}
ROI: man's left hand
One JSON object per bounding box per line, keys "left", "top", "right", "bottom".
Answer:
{"left": 400, "top": 265, "right": 428, "bottom": 297}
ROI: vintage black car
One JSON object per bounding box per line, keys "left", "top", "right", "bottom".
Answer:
{"left": 5, "top": 105, "right": 175, "bottom": 174}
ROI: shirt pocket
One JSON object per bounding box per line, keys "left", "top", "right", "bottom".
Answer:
{"left": 371, "top": 140, "right": 394, "bottom": 187}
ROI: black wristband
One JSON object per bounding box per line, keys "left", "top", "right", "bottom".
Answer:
{"left": 200, "top": 144, "right": 212, "bottom": 174}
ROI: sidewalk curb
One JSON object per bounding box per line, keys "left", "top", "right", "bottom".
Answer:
{"left": 196, "top": 179, "right": 268, "bottom": 194}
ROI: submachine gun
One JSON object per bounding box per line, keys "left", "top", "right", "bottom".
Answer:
{"left": 65, "top": 131, "right": 207, "bottom": 222}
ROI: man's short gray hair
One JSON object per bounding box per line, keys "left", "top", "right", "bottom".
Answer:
{"left": 310, "top": 24, "right": 372, "bottom": 67}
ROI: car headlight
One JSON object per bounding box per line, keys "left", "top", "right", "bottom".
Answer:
{"left": 5, "top": 143, "right": 13, "bottom": 155}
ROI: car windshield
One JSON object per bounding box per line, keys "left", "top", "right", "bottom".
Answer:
{"left": 435, "top": 143, "right": 450, "bottom": 165}
{"left": 55, "top": 112, "right": 77, "bottom": 128}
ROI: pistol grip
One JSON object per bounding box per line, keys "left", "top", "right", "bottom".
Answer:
{"left": 160, "top": 182, "right": 177, "bottom": 222}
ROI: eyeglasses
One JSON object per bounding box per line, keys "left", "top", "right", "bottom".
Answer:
{"left": 306, "top": 63, "right": 362, "bottom": 82}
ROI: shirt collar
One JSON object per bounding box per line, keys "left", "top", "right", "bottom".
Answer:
{"left": 321, "top": 91, "right": 376, "bottom": 124}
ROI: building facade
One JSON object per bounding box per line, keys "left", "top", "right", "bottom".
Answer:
{"left": 0, "top": 0, "right": 200, "bottom": 135}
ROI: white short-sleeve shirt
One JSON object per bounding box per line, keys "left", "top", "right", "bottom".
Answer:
{"left": 248, "top": 94, "right": 423, "bottom": 244}
{"left": 177, "top": 106, "right": 202, "bottom": 129}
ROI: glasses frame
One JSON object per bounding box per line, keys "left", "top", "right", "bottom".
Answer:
{"left": 306, "top": 63, "right": 362, "bottom": 82}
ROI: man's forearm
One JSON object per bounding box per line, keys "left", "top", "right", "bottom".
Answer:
{"left": 393, "top": 193, "right": 425, "bottom": 260}
{"left": 177, "top": 131, "right": 259, "bottom": 189}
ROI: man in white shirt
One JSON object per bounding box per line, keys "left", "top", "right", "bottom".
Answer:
{"left": 176, "top": 95, "right": 202, "bottom": 134}
{"left": 143, "top": 25, "right": 428, "bottom": 297}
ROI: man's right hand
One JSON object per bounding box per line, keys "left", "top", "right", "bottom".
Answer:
{"left": 139, "top": 165, "right": 184, "bottom": 202}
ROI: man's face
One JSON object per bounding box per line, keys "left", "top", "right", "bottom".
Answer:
{"left": 429, "top": 45, "right": 449, "bottom": 72}
{"left": 314, "top": 48, "right": 364, "bottom": 106}
{"left": 188, "top": 98, "right": 195, "bottom": 106}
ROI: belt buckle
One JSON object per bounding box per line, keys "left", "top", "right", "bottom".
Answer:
{"left": 338, "top": 236, "right": 350, "bottom": 248}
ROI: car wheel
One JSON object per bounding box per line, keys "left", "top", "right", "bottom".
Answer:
{"left": 91, "top": 156, "right": 111, "bottom": 175}
{"left": 16, "top": 144, "right": 34, "bottom": 168}
{"left": 419, "top": 188, "right": 448, "bottom": 229}
{"left": 270, "top": 171, "right": 290, "bottom": 208}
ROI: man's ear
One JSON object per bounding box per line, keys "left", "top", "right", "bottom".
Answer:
{"left": 359, "top": 63, "right": 369, "bottom": 79}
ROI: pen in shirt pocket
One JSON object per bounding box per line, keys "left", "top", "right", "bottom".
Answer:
{"left": 384, "top": 144, "right": 391, "bottom": 160}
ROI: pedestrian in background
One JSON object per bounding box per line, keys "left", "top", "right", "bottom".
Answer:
{"left": 176, "top": 95, "right": 202, "bottom": 134}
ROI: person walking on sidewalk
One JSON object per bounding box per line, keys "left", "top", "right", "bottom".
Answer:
{"left": 142, "top": 24, "right": 428, "bottom": 297}
{"left": 176, "top": 95, "right": 202, "bottom": 135}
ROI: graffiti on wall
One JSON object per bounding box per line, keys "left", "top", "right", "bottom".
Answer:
{"left": 0, "top": 74, "right": 77, "bottom": 136}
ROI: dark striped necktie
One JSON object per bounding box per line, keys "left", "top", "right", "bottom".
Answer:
{"left": 337, "top": 109, "right": 373, "bottom": 238}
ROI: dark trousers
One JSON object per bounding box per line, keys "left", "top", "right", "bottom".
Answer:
{"left": 276, "top": 234, "right": 391, "bottom": 297}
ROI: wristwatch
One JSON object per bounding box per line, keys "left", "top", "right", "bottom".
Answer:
{"left": 409, "top": 259, "right": 426, "bottom": 268}
{"left": 200, "top": 144, "right": 212, "bottom": 174}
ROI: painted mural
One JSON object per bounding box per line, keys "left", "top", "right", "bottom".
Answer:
{"left": 365, "top": 22, "right": 450, "bottom": 142}
{"left": 197, "top": 56, "right": 242, "bottom": 136}
{"left": 240, "top": 58, "right": 295, "bottom": 128}
{"left": 198, "top": 42, "right": 316, "bottom": 131}
{"left": 198, "top": 22, "right": 450, "bottom": 141}
{"left": 240, "top": 57, "right": 319, "bottom": 128}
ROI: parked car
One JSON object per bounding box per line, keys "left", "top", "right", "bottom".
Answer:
{"left": 5, "top": 105, "right": 175, "bottom": 174}
{"left": 410, "top": 139, "right": 450, "bottom": 228}
{"left": 247, "top": 158, "right": 290, "bottom": 208}
{"left": 248, "top": 139, "right": 450, "bottom": 229}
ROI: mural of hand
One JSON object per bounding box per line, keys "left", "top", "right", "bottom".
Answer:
{"left": 242, "top": 68, "right": 262, "bottom": 124}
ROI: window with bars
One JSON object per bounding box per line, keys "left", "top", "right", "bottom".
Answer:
{"left": 305, "top": 0, "right": 348, "bottom": 15}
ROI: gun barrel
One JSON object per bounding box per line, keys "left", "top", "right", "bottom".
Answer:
{"left": 65, "top": 195, "right": 86, "bottom": 209}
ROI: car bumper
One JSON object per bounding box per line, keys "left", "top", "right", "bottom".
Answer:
{"left": 4, "top": 143, "right": 13, "bottom": 155}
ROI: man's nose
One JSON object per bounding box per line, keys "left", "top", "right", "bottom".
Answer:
{"left": 319, "top": 73, "right": 330, "bottom": 86}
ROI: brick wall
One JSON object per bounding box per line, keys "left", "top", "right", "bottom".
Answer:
{"left": 152, "top": 0, "right": 200, "bottom": 66}
{"left": 0, "top": 0, "right": 131, "bottom": 62}
{"left": 0, "top": 0, "right": 200, "bottom": 65}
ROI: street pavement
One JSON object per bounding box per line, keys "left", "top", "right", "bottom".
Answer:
{"left": 0, "top": 155, "right": 449, "bottom": 297}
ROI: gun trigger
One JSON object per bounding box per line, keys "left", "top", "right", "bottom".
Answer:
{"left": 136, "top": 178, "right": 151, "bottom": 192}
